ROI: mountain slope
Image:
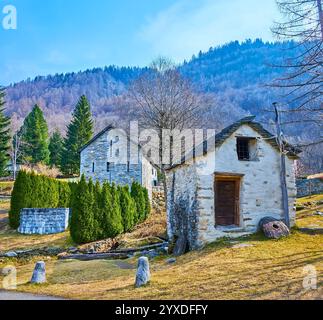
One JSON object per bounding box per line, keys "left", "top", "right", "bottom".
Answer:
{"left": 5, "top": 40, "right": 302, "bottom": 133}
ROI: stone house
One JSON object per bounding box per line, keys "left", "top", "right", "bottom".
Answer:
{"left": 165, "top": 116, "right": 301, "bottom": 250}
{"left": 80, "top": 126, "right": 157, "bottom": 197}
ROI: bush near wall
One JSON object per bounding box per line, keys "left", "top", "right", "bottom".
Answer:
{"left": 9, "top": 171, "right": 151, "bottom": 244}
{"left": 9, "top": 171, "right": 71, "bottom": 229}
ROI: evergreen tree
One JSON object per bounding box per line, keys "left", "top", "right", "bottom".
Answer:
{"left": 9, "top": 171, "right": 31, "bottom": 228}
{"left": 49, "top": 130, "right": 63, "bottom": 168}
{"left": 119, "top": 186, "right": 136, "bottom": 232}
{"left": 70, "top": 175, "right": 96, "bottom": 244}
{"left": 143, "top": 188, "right": 151, "bottom": 219}
{"left": 93, "top": 181, "right": 103, "bottom": 239}
{"left": 109, "top": 183, "right": 124, "bottom": 236}
{"left": 131, "top": 182, "right": 146, "bottom": 223}
{"left": 0, "top": 88, "right": 10, "bottom": 177}
{"left": 20, "top": 105, "right": 50, "bottom": 164}
{"left": 100, "top": 182, "right": 114, "bottom": 238}
{"left": 61, "top": 95, "right": 93, "bottom": 175}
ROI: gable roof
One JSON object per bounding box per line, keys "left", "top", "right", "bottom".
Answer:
{"left": 166, "top": 116, "right": 302, "bottom": 171}
{"left": 79, "top": 125, "right": 115, "bottom": 153}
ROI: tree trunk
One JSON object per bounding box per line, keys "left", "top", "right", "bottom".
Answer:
{"left": 317, "top": 0, "right": 323, "bottom": 39}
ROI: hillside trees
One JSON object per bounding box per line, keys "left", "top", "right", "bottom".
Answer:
{"left": 61, "top": 95, "right": 94, "bottom": 176}
{"left": 49, "top": 130, "right": 64, "bottom": 168}
{"left": 0, "top": 87, "right": 11, "bottom": 177}
{"left": 20, "top": 105, "right": 50, "bottom": 164}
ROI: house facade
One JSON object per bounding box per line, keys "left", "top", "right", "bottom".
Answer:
{"left": 80, "top": 126, "right": 156, "bottom": 197}
{"left": 165, "top": 117, "right": 300, "bottom": 250}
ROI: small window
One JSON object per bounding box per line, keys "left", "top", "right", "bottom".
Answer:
{"left": 237, "top": 138, "right": 251, "bottom": 161}
{"left": 92, "top": 162, "right": 95, "bottom": 173}
{"left": 127, "top": 161, "right": 130, "bottom": 172}
{"left": 107, "top": 162, "right": 110, "bottom": 172}
{"left": 115, "top": 149, "right": 120, "bottom": 157}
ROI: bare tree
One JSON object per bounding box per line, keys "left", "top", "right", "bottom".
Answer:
{"left": 128, "top": 57, "right": 212, "bottom": 200}
{"left": 10, "top": 129, "right": 28, "bottom": 180}
{"left": 272, "top": 0, "right": 322, "bottom": 117}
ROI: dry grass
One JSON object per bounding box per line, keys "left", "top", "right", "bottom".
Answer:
{"left": 0, "top": 181, "right": 14, "bottom": 196}
{"left": 0, "top": 195, "right": 322, "bottom": 300}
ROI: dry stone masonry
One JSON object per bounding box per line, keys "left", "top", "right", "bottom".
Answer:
{"left": 296, "top": 178, "right": 323, "bottom": 198}
{"left": 18, "top": 208, "right": 70, "bottom": 235}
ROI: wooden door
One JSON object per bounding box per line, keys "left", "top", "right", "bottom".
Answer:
{"left": 215, "top": 179, "right": 240, "bottom": 226}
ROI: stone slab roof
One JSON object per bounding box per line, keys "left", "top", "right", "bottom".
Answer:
{"left": 166, "top": 116, "right": 302, "bottom": 171}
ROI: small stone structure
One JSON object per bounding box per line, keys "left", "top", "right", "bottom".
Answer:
{"left": 31, "top": 261, "right": 46, "bottom": 284}
{"left": 80, "top": 126, "right": 157, "bottom": 199}
{"left": 18, "top": 208, "right": 70, "bottom": 235}
{"left": 135, "top": 257, "right": 151, "bottom": 288}
{"left": 296, "top": 177, "right": 323, "bottom": 198}
{"left": 165, "top": 117, "right": 301, "bottom": 250}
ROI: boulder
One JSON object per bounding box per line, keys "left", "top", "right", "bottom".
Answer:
{"left": 135, "top": 257, "right": 150, "bottom": 288}
{"left": 4, "top": 251, "right": 17, "bottom": 258}
{"left": 259, "top": 217, "right": 290, "bottom": 239}
{"left": 166, "top": 258, "right": 177, "bottom": 264}
{"left": 31, "top": 261, "right": 46, "bottom": 284}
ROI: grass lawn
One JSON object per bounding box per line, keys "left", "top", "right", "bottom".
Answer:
{"left": 0, "top": 195, "right": 322, "bottom": 300}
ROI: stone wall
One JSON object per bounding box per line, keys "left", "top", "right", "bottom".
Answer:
{"left": 152, "top": 186, "right": 165, "bottom": 214}
{"left": 80, "top": 129, "right": 153, "bottom": 193}
{"left": 296, "top": 178, "right": 323, "bottom": 198}
{"left": 18, "top": 208, "right": 70, "bottom": 235}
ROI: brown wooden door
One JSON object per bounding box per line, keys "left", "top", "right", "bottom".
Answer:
{"left": 215, "top": 180, "right": 239, "bottom": 226}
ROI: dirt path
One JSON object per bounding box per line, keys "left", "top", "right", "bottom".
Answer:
{"left": 0, "top": 290, "right": 65, "bottom": 300}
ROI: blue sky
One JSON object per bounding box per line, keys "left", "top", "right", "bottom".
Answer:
{"left": 0, "top": 0, "right": 280, "bottom": 85}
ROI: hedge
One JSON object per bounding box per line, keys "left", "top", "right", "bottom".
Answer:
{"left": 9, "top": 171, "right": 71, "bottom": 229}
{"left": 9, "top": 171, "right": 151, "bottom": 244}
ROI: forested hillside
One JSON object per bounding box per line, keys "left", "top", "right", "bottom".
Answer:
{"left": 5, "top": 40, "right": 301, "bottom": 132}
{"left": 4, "top": 39, "right": 321, "bottom": 174}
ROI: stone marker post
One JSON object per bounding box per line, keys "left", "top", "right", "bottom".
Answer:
{"left": 31, "top": 261, "right": 46, "bottom": 284}
{"left": 135, "top": 257, "right": 150, "bottom": 288}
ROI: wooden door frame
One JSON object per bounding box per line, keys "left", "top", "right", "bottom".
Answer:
{"left": 214, "top": 173, "right": 243, "bottom": 227}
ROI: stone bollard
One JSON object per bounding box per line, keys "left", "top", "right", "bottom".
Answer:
{"left": 31, "top": 261, "right": 46, "bottom": 284}
{"left": 135, "top": 257, "right": 150, "bottom": 288}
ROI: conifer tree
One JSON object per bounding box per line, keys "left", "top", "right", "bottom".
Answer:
{"left": 20, "top": 105, "right": 50, "bottom": 164}
{"left": 100, "top": 182, "right": 114, "bottom": 238}
{"left": 49, "top": 130, "right": 63, "bottom": 168}
{"left": 61, "top": 95, "right": 93, "bottom": 175}
{"left": 70, "top": 175, "right": 96, "bottom": 244}
{"left": 143, "top": 188, "right": 151, "bottom": 219}
{"left": 93, "top": 181, "right": 103, "bottom": 239}
{"left": 131, "top": 182, "right": 146, "bottom": 223}
{"left": 0, "top": 88, "right": 10, "bottom": 177}
{"left": 9, "top": 171, "right": 31, "bottom": 228}
{"left": 109, "top": 183, "right": 124, "bottom": 236}
{"left": 119, "top": 186, "right": 136, "bottom": 232}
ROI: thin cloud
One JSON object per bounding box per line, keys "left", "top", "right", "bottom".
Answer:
{"left": 138, "top": 0, "right": 280, "bottom": 62}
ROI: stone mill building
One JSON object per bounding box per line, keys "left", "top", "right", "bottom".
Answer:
{"left": 165, "top": 116, "right": 301, "bottom": 249}
{"left": 80, "top": 126, "right": 157, "bottom": 197}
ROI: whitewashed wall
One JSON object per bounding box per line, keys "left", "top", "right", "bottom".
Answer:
{"left": 166, "top": 125, "right": 297, "bottom": 248}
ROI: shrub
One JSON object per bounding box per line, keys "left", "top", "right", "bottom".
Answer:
{"left": 131, "top": 182, "right": 146, "bottom": 223}
{"left": 119, "top": 185, "right": 136, "bottom": 232}
{"left": 70, "top": 176, "right": 96, "bottom": 244}
{"left": 143, "top": 188, "right": 151, "bottom": 219}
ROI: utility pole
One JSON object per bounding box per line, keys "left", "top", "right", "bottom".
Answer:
{"left": 273, "top": 102, "right": 290, "bottom": 228}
